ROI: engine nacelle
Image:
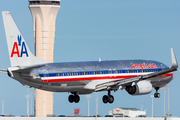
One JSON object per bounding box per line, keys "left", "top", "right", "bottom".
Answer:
{"left": 126, "top": 80, "right": 152, "bottom": 95}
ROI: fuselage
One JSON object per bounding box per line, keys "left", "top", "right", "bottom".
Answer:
{"left": 11, "top": 59, "right": 173, "bottom": 94}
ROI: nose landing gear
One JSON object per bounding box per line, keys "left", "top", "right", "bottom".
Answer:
{"left": 154, "top": 87, "right": 160, "bottom": 98}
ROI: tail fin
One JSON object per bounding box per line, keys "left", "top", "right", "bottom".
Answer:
{"left": 2, "top": 11, "right": 48, "bottom": 67}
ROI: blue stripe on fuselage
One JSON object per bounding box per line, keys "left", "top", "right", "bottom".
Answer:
{"left": 39, "top": 68, "right": 168, "bottom": 78}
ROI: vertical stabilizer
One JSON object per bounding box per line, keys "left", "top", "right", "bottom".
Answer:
{"left": 2, "top": 11, "right": 48, "bottom": 67}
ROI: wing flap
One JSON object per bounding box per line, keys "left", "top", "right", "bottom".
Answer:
{"left": 95, "top": 76, "right": 141, "bottom": 92}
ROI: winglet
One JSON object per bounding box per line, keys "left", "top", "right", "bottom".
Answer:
{"left": 171, "top": 48, "right": 178, "bottom": 68}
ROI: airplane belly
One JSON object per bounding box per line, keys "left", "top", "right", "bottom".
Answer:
{"left": 46, "top": 80, "right": 94, "bottom": 93}
{"left": 16, "top": 73, "right": 92, "bottom": 93}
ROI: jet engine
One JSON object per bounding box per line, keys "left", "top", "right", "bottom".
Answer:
{"left": 126, "top": 80, "right": 152, "bottom": 95}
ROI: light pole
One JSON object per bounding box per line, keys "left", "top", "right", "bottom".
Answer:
{"left": 31, "top": 89, "right": 33, "bottom": 115}
{"left": 95, "top": 93, "right": 98, "bottom": 119}
{"left": 86, "top": 95, "right": 91, "bottom": 116}
{"left": 31, "top": 95, "right": 32, "bottom": 115}
{"left": 26, "top": 95, "right": 30, "bottom": 117}
{"left": 2, "top": 100, "right": 4, "bottom": 115}
{"left": 26, "top": 87, "right": 30, "bottom": 117}
{"left": 151, "top": 95, "right": 154, "bottom": 117}
{"left": 140, "top": 105, "right": 143, "bottom": 111}
{"left": 167, "top": 86, "right": 171, "bottom": 116}
{"left": 163, "top": 86, "right": 166, "bottom": 116}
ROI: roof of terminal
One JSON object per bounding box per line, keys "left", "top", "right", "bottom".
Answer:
{"left": 119, "top": 108, "right": 140, "bottom": 111}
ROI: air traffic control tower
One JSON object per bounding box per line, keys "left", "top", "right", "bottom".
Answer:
{"left": 29, "top": 0, "right": 60, "bottom": 117}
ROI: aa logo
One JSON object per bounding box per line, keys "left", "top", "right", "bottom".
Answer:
{"left": 10, "top": 35, "right": 29, "bottom": 58}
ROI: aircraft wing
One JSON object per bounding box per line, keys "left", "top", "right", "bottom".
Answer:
{"left": 95, "top": 48, "right": 178, "bottom": 92}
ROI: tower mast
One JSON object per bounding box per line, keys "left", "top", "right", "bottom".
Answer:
{"left": 29, "top": 0, "right": 60, "bottom": 117}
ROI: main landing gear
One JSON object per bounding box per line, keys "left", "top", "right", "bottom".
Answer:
{"left": 102, "top": 90, "right": 114, "bottom": 104}
{"left": 68, "top": 93, "right": 80, "bottom": 103}
{"left": 154, "top": 87, "right": 160, "bottom": 98}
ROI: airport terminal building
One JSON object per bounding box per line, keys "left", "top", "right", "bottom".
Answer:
{"left": 109, "top": 108, "right": 146, "bottom": 117}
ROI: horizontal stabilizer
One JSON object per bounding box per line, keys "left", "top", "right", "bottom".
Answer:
{"left": 0, "top": 69, "right": 7, "bottom": 73}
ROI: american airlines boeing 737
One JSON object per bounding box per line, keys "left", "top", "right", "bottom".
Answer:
{"left": 1, "top": 11, "right": 178, "bottom": 104}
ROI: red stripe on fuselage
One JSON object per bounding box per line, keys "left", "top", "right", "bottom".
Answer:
{"left": 42, "top": 73, "right": 173, "bottom": 82}
{"left": 42, "top": 75, "right": 138, "bottom": 82}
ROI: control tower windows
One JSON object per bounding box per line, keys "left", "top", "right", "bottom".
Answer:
{"left": 29, "top": 1, "right": 60, "bottom": 5}
{"left": 29, "top": 1, "right": 40, "bottom": 5}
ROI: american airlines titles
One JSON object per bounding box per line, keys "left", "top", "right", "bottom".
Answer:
{"left": 131, "top": 63, "right": 157, "bottom": 69}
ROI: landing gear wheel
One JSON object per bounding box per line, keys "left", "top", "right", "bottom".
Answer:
{"left": 68, "top": 94, "right": 80, "bottom": 103}
{"left": 74, "top": 95, "right": 80, "bottom": 103}
{"left": 102, "top": 90, "right": 115, "bottom": 104}
{"left": 102, "top": 95, "right": 108, "bottom": 103}
{"left": 68, "top": 95, "right": 74, "bottom": 103}
{"left": 154, "top": 87, "right": 160, "bottom": 98}
{"left": 154, "top": 93, "right": 160, "bottom": 98}
{"left": 108, "top": 95, "right": 114, "bottom": 104}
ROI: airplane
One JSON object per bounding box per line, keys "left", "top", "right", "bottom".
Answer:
{"left": 1, "top": 11, "right": 178, "bottom": 104}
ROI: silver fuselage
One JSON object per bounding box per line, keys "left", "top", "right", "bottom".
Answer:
{"left": 10, "top": 60, "right": 173, "bottom": 94}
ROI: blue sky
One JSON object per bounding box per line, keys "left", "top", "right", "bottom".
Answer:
{"left": 0, "top": 0, "right": 180, "bottom": 117}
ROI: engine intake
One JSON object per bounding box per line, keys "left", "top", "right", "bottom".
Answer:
{"left": 126, "top": 80, "right": 152, "bottom": 95}
{"left": 7, "top": 69, "right": 13, "bottom": 77}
